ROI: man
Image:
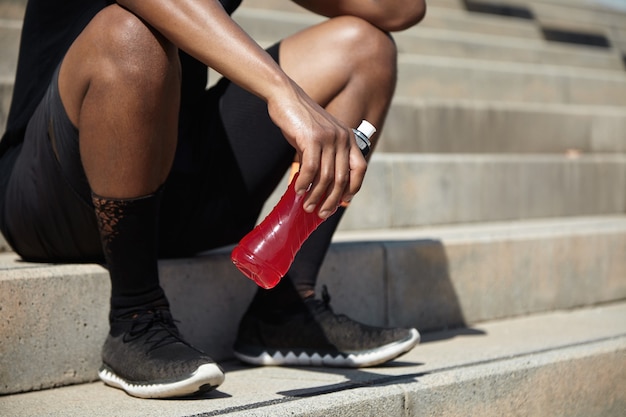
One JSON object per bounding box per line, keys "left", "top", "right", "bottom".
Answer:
{"left": 0, "top": 0, "right": 426, "bottom": 399}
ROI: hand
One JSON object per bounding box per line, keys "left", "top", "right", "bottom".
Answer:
{"left": 267, "top": 80, "right": 367, "bottom": 218}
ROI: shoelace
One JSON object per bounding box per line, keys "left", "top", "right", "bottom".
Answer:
{"left": 310, "top": 285, "right": 350, "bottom": 324}
{"left": 321, "top": 284, "right": 332, "bottom": 307}
{"left": 122, "top": 308, "right": 187, "bottom": 352}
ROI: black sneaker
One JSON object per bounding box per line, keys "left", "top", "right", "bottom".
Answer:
{"left": 233, "top": 286, "right": 420, "bottom": 368}
{"left": 99, "top": 306, "right": 225, "bottom": 399}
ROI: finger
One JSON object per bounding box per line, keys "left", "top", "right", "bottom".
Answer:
{"left": 306, "top": 125, "right": 353, "bottom": 217}
{"left": 317, "top": 147, "right": 351, "bottom": 218}
{"left": 294, "top": 144, "right": 320, "bottom": 196}
{"left": 342, "top": 147, "right": 368, "bottom": 204}
{"left": 318, "top": 175, "right": 349, "bottom": 219}
{"left": 303, "top": 146, "right": 336, "bottom": 214}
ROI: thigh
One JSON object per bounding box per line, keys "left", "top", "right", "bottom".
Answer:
{"left": 2, "top": 66, "right": 102, "bottom": 262}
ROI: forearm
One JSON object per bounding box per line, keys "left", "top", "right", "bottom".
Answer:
{"left": 115, "top": 0, "right": 368, "bottom": 216}
{"left": 117, "top": 0, "right": 291, "bottom": 102}
{"left": 293, "top": 0, "right": 426, "bottom": 31}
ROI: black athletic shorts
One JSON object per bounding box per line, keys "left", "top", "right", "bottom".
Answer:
{"left": 0, "top": 43, "right": 295, "bottom": 262}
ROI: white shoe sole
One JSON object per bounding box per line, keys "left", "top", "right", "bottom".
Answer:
{"left": 98, "top": 363, "right": 225, "bottom": 399}
{"left": 235, "top": 328, "right": 420, "bottom": 368}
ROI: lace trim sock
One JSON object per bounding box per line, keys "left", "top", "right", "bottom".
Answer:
{"left": 92, "top": 188, "right": 164, "bottom": 310}
{"left": 246, "top": 278, "right": 307, "bottom": 318}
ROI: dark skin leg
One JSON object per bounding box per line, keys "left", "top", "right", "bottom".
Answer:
{"left": 58, "top": 5, "right": 180, "bottom": 198}
{"left": 56, "top": 5, "right": 180, "bottom": 307}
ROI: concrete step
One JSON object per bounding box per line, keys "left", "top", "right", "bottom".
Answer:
{"left": 396, "top": 54, "right": 626, "bottom": 105}
{"left": 238, "top": 0, "right": 460, "bottom": 13}
{"left": 0, "top": 151, "right": 621, "bottom": 236}
{"left": 3, "top": 150, "right": 622, "bottom": 254}
{"left": 246, "top": 4, "right": 545, "bottom": 40}
{"left": 0, "top": 76, "right": 12, "bottom": 133}
{"left": 493, "top": 0, "right": 626, "bottom": 12}
{"left": 230, "top": 8, "right": 625, "bottom": 71}
{"left": 1, "top": 3, "right": 622, "bottom": 68}
{"left": 1, "top": 147, "right": 624, "bottom": 243}
{"left": 3, "top": 75, "right": 626, "bottom": 155}
{"left": 381, "top": 98, "right": 626, "bottom": 154}
{"left": 472, "top": 0, "right": 626, "bottom": 37}
{"left": 3, "top": 7, "right": 625, "bottom": 133}
{"left": 456, "top": 0, "right": 626, "bottom": 57}
{"left": 0, "top": 19, "right": 20, "bottom": 77}
{"left": 413, "top": 5, "right": 535, "bottom": 39}
{"left": 0, "top": 0, "right": 465, "bottom": 22}
{"left": 239, "top": 2, "right": 626, "bottom": 74}
{"left": 0, "top": 0, "right": 25, "bottom": 20}
{"left": 278, "top": 153, "right": 626, "bottom": 230}
{"left": 395, "top": 26, "right": 625, "bottom": 71}
{"left": 1, "top": 215, "right": 624, "bottom": 395}
{"left": 425, "top": 0, "right": 465, "bottom": 9}
{"left": 1, "top": 302, "right": 624, "bottom": 416}
{"left": 216, "top": 9, "right": 626, "bottom": 106}
{"left": 533, "top": 1, "right": 626, "bottom": 33}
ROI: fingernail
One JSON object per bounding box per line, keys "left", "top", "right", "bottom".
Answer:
{"left": 305, "top": 204, "right": 316, "bottom": 212}
{"left": 319, "top": 210, "right": 330, "bottom": 219}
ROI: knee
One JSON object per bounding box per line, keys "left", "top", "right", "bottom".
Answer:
{"left": 87, "top": 5, "right": 180, "bottom": 88}
{"left": 331, "top": 16, "right": 397, "bottom": 75}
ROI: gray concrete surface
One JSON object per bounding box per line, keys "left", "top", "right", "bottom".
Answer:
{"left": 413, "top": 5, "right": 543, "bottom": 39}
{"left": 0, "top": 231, "right": 8, "bottom": 252}
{"left": 0, "top": 262, "right": 110, "bottom": 393}
{"left": 1, "top": 302, "right": 624, "bottom": 416}
{"left": 233, "top": 5, "right": 543, "bottom": 41}
{"left": 0, "top": 20, "right": 21, "bottom": 77}
{"left": 2, "top": 215, "right": 625, "bottom": 395}
{"left": 238, "top": 0, "right": 626, "bottom": 66}
{"left": 0, "top": 76, "right": 12, "bottom": 133}
{"left": 394, "top": 27, "right": 625, "bottom": 70}
{"left": 0, "top": 0, "right": 25, "bottom": 20}
{"left": 3, "top": 5, "right": 626, "bottom": 135}
{"left": 233, "top": 7, "right": 625, "bottom": 71}
{"left": 257, "top": 154, "right": 626, "bottom": 231}
{"left": 381, "top": 98, "right": 626, "bottom": 154}
{"left": 339, "top": 154, "right": 626, "bottom": 230}
{"left": 334, "top": 216, "right": 626, "bottom": 327}
{"left": 486, "top": 0, "right": 626, "bottom": 40}
{"left": 396, "top": 54, "right": 626, "bottom": 105}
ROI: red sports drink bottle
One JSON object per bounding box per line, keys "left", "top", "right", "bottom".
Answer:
{"left": 231, "top": 120, "right": 376, "bottom": 289}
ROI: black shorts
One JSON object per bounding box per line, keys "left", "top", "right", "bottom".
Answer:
{"left": 0, "top": 43, "right": 295, "bottom": 262}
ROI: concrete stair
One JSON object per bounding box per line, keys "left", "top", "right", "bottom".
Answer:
{"left": 1, "top": 0, "right": 625, "bottom": 415}
{"left": 380, "top": 99, "right": 626, "bottom": 153}
{"left": 2, "top": 214, "right": 625, "bottom": 393}
{"left": 1, "top": 302, "right": 625, "bottom": 416}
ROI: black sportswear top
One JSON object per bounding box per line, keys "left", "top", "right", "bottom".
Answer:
{"left": 0, "top": 0, "right": 243, "bottom": 157}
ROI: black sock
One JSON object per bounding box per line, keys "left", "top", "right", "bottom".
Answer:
{"left": 285, "top": 206, "right": 346, "bottom": 296}
{"left": 91, "top": 188, "right": 165, "bottom": 312}
{"left": 246, "top": 278, "right": 307, "bottom": 319}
